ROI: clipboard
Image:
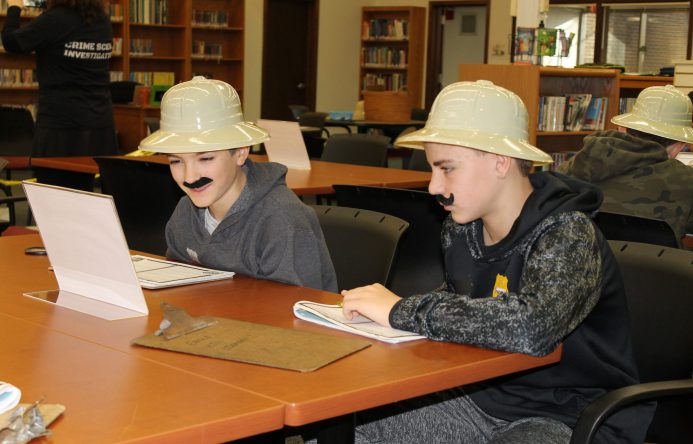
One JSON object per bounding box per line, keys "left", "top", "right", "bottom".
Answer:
{"left": 132, "top": 317, "right": 371, "bottom": 372}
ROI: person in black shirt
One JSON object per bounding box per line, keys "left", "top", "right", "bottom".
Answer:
{"left": 2, "top": 0, "right": 118, "bottom": 190}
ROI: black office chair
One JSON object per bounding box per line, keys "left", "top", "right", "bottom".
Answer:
{"left": 0, "top": 106, "right": 35, "bottom": 224}
{"left": 320, "top": 133, "right": 389, "bottom": 167}
{"left": 593, "top": 210, "right": 680, "bottom": 248}
{"left": 95, "top": 157, "right": 184, "bottom": 255}
{"left": 298, "top": 111, "right": 330, "bottom": 158}
{"left": 144, "top": 117, "right": 160, "bottom": 135}
{"left": 289, "top": 104, "right": 309, "bottom": 120}
{"left": 406, "top": 147, "right": 430, "bottom": 172}
{"left": 333, "top": 185, "right": 446, "bottom": 296}
{"left": 570, "top": 240, "right": 693, "bottom": 444}
{"left": 311, "top": 205, "right": 409, "bottom": 291}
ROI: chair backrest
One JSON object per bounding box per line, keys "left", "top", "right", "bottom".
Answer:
{"left": 95, "top": 157, "right": 184, "bottom": 255}
{"left": 320, "top": 133, "right": 389, "bottom": 167}
{"left": 407, "top": 148, "right": 431, "bottom": 171}
{"left": 311, "top": 205, "right": 409, "bottom": 291}
{"left": 109, "top": 80, "right": 141, "bottom": 104}
{"left": 289, "top": 104, "right": 309, "bottom": 120}
{"left": 0, "top": 106, "right": 34, "bottom": 156}
{"left": 333, "top": 185, "right": 446, "bottom": 296}
{"left": 594, "top": 210, "right": 679, "bottom": 248}
{"left": 608, "top": 240, "right": 693, "bottom": 442}
{"left": 297, "top": 111, "right": 328, "bottom": 128}
{"left": 143, "top": 117, "right": 160, "bottom": 134}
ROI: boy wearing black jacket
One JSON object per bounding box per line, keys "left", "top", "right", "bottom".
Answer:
{"left": 341, "top": 81, "right": 652, "bottom": 443}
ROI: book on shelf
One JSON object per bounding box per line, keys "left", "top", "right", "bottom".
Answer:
{"left": 361, "top": 47, "right": 407, "bottom": 68}
{"left": 515, "top": 27, "right": 535, "bottom": 56}
{"left": 537, "top": 28, "right": 558, "bottom": 56}
{"left": 112, "top": 37, "right": 123, "bottom": 56}
{"left": 563, "top": 93, "right": 592, "bottom": 131}
{"left": 192, "top": 9, "right": 228, "bottom": 28}
{"left": 363, "top": 18, "right": 409, "bottom": 40}
{"left": 129, "top": 0, "right": 168, "bottom": 25}
{"left": 581, "top": 97, "right": 609, "bottom": 131}
{"left": 0, "top": 68, "right": 37, "bottom": 87}
{"left": 293, "top": 301, "right": 426, "bottom": 344}
{"left": 129, "top": 71, "right": 174, "bottom": 86}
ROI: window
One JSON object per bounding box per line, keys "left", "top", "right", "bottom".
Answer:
{"left": 605, "top": 4, "right": 689, "bottom": 73}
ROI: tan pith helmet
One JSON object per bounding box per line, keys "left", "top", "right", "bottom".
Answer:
{"left": 395, "top": 80, "right": 552, "bottom": 164}
{"left": 611, "top": 84, "right": 693, "bottom": 143}
{"left": 139, "top": 76, "right": 269, "bottom": 153}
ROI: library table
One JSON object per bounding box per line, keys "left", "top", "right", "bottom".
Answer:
{"left": 30, "top": 155, "right": 432, "bottom": 195}
{"left": 0, "top": 313, "right": 284, "bottom": 443}
{"left": 1, "top": 235, "right": 562, "bottom": 439}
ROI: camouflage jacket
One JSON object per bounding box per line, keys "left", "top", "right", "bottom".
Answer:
{"left": 558, "top": 130, "right": 693, "bottom": 240}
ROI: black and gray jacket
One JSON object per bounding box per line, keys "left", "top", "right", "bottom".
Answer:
{"left": 390, "top": 171, "right": 651, "bottom": 443}
{"left": 165, "top": 159, "right": 337, "bottom": 293}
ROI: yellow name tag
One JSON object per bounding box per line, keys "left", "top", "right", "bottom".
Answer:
{"left": 492, "top": 274, "right": 509, "bottom": 298}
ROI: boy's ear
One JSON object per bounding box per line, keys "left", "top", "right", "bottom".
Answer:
{"left": 495, "top": 154, "right": 513, "bottom": 178}
{"left": 234, "top": 147, "right": 250, "bottom": 165}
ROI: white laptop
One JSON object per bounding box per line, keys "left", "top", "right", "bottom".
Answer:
{"left": 22, "top": 181, "right": 235, "bottom": 320}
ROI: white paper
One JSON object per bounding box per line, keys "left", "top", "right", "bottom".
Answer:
{"left": 131, "top": 255, "right": 234, "bottom": 289}
{"left": 257, "top": 119, "right": 311, "bottom": 170}
{"left": 293, "top": 301, "right": 425, "bottom": 344}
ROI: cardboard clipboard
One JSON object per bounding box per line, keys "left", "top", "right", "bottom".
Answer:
{"left": 132, "top": 317, "right": 371, "bottom": 372}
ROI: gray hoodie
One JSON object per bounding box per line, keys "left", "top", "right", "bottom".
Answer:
{"left": 165, "top": 159, "right": 337, "bottom": 292}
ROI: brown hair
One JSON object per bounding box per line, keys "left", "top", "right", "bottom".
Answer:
{"left": 47, "top": 0, "right": 107, "bottom": 25}
{"left": 516, "top": 159, "right": 533, "bottom": 176}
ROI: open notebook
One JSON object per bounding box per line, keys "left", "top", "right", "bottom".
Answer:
{"left": 22, "top": 182, "right": 234, "bottom": 320}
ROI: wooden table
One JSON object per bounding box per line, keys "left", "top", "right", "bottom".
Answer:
{"left": 1, "top": 235, "right": 562, "bottom": 438}
{"left": 1, "top": 314, "right": 284, "bottom": 443}
{"left": 30, "top": 155, "right": 431, "bottom": 195}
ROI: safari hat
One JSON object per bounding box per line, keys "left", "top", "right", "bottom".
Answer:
{"left": 611, "top": 85, "right": 693, "bottom": 143}
{"left": 395, "top": 80, "right": 552, "bottom": 164}
{"left": 139, "top": 76, "right": 269, "bottom": 153}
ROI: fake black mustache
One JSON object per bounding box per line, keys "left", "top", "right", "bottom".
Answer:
{"left": 183, "top": 177, "right": 213, "bottom": 189}
{"left": 435, "top": 194, "right": 455, "bottom": 206}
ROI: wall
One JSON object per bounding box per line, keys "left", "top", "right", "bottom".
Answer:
{"left": 244, "top": 0, "right": 512, "bottom": 121}
{"left": 443, "top": 6, "right": 487, "bottom": 87}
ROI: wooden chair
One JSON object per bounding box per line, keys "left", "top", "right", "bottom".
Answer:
{"left": 95, "top": 157, "right": 184, "bottom": 255}
{"left": 311, "top": 205, "right": 409, "bottom": 291}
{"left": 570, "top": 240, "right": 693, "bottom": 444}
{"left": 333, "top": 185, "right": 446, "bottom": 296}
{"left": 593, "top": 210, "right": 680, "bottom": 248}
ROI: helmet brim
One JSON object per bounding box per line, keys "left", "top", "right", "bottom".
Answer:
{"left": 139, "top": 122, "right": 270, "bottom": 153}
{"left": 611, "top": 113, "right": 693, "bottom": 144}
{"left": 395, "top": 127, "right": 553, "bottom": 164}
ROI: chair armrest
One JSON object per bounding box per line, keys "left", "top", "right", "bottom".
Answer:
{"left": 570, "top": 379, "right": 693, "bottom": 444}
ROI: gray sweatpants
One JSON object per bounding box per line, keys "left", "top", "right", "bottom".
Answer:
{"left": 354, "top": 387, "right": 572, "bottom": 444}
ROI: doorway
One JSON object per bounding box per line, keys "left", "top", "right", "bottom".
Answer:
{"left": 261, "top": 0, "right": 319, "bottom": 120}
{"left": 426, "top": 1, "right": 489, "bottom": 109}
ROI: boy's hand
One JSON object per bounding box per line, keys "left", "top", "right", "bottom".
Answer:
{"left": 341, "top": 283, "right": 401, "bottom": 327}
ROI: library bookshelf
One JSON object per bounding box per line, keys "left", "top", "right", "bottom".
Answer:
{"left": 360, "top": 6, "right": 425, "bottom": 108}
{"left": 0, "top": 0, "right": 244, "bottom": 152}
{"left": 458, "top": 64, "right": 620, "bottom": 153}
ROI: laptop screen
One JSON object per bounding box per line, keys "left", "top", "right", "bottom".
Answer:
{"left": 22, "top": 181, "right": 148, "bottom": 319}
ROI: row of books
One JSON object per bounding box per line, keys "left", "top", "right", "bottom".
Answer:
{"left": 362, "top": 73, "right": 407, "bottom": 93}
{"left": 362, "top": 19, "right": 409, "bottom": 40}
{"left": 112, "top": 37, "right": 123, "bottom": 56}
{"left": 110, "top": 71, "right": 124, "bottom": 82}
{"left": 543, "top": 151, "right": 577, "bottom": 171}
{"left": 130, "top": 38, "right": 154, "bottom": 56}
{"left": 192, "top": 9, "right": 228, "bottom": 28}
{"left": 110, "top": 2, "right": 123, "bottom": 21}
{"left": 0, "top": 69, "right": 37, "bottom": 86}
{"left": 192, "top": 41, "right": 223, "bottom": 58}
{"left": 129, "top": 71, "right": 174, "bottom": 86}
{"left": 538, "top": 94, "right": 609, "bottom": 132}
{"left": 129, "top": 0, "right": 168, "bottom": 25}
{"left": 361, "top": 47, "right": 407, "bottom": 68}
{"left": 619, "top": 97, "right": 637, "bottom": 114}
{"left": 0, "top": 1, "right": 41, "bottom": 16}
